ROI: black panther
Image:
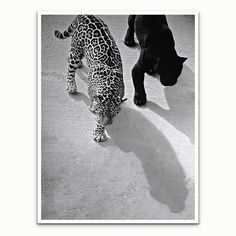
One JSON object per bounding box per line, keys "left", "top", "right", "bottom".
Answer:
{"left": 124, "top": 15, "right": 187, "bottom": 106}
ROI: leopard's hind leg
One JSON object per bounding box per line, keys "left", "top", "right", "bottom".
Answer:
{"left": 66, "top": 48, "right": 84, "bottom": 93}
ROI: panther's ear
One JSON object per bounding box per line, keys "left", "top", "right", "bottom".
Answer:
{"left": 178, "top": 56, "right": 187, "bottom": 63}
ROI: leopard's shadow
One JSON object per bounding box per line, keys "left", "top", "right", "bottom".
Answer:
{"left": 102, "top": 106, "right": 188, "bottom": 213}
{"left": 70, "top": 66, "right": 189, "bottom": 214}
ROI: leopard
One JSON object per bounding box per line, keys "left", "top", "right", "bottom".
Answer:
{"left": 54, "top": 15, "right": 125, "bottom": 142}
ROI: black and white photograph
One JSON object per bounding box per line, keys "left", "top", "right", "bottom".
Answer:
{"left": 38, "top": 13, "right": 198, "bottom": 223}
{"left": 4, "top": 0, "right": 236, "bottom": 234}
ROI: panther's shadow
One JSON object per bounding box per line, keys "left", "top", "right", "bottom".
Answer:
{"left": 126, "top": 43, "right": 195, "bottom": 143}
{"left": 146, "top": 65, "right": 195, "bottom": 144}
{"left": 72, "top": 86, "right": 188, "bottom": 213}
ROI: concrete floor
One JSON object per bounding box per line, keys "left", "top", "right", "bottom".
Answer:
{"left": 41, "top": 15, "right": 195, "bottom": 220}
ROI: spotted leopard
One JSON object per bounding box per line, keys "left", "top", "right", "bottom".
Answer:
{"left": 54, "top": 15, "right": 125, "bottom": 142}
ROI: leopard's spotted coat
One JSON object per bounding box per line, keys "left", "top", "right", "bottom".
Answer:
{"left": 55, "top": 15, "right": 125, "bottom": 142}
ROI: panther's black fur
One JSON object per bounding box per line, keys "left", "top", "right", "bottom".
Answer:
{"left": 124, "top": 15, "right": 187, "bottom": 106}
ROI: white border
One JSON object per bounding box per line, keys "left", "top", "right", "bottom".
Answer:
{"left": 37, "top": 12, "right": 42, "bottom": 225}
{"left": 37, "top": 11, "right": 199, "bottom": 224}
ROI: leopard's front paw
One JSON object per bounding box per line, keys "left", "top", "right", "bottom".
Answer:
{"left": 66, "top": 80, "right": 77, "bottom": 94}
{"left": 92, "top": 123, "right": 108, "bottom": 142}
{"left": 92, "top": 131, "right": 108, "bottom": 142}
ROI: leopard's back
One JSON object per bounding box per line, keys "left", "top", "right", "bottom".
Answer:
{"left": 72, "top": 15, "right": 123, "bottom": 72}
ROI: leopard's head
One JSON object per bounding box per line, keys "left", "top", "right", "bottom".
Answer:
{"left": 90, "top": 90, "right": 122, "bottom": 126}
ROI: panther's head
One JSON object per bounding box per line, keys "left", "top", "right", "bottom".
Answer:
{"left": 158, "top": 55, "right": 187, "bottom": 86}
{"left": 90, "top": 91, "right": 122, "bottom": 126}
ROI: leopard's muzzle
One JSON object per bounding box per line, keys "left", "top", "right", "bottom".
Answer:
{"left": 102, "top": 116, "right": 113, "bottom": 126}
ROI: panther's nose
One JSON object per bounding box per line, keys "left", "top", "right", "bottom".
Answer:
{"left": 160, "top": 76, "right": 177, "bottom": 86}
{"left": 161, "top": 80, "right": 177, "bottom": 86}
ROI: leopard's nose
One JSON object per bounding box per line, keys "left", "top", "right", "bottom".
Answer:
{"left": 103, "top": 117, "right": 112, "bottom": 126}
{"left": 107, "top": 119, "right": 112, "bottom": 125}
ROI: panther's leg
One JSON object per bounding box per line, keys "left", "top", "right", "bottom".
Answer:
{"left": 132, "top": 48, "right": 157, "bottom": 106}
{"left": 124, "top": 15, "right": 136, "bottom": 47}
{"left": 147, "top": 57, "right": 160, "bottom": 75}
{"left": 66, "top": 48, "right": 83, "bottom": 93}
{"left": 92, "top": 122, "right": 107, "bottom": 142}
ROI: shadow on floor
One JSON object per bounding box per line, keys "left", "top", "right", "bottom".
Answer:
{"left": 41, "top": 71, "right": 65, "bottom": 80}
{"left": 71, "top": 89, "right": 188, "bottom": 213}
{"left": 105, "top": 106, "right": 188, "bottom": 213}
{"left": 146, "top": 65, "right": 195, "bottom": 143}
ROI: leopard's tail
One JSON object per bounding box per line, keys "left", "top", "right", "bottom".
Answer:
{"left": 54, "top": 17, "right": 78, "bottom": 39}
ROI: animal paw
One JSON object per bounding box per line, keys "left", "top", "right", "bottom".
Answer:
{"left": 92, "top": 131, "right": 108, "bottom": 142}
{"left": 133, "top": 93, "right": 147, "bottom": 106}
{"left": 66, "top": 81, "right": 77, "bottom": 94}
